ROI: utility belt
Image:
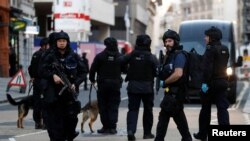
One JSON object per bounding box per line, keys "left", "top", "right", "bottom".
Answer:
{"left": 164, "top": 86, "right": 180, "bottom": 95}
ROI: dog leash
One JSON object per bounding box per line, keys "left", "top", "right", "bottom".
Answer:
{"left": 88, "top": 83, "right": 93, "bottom": 105}
{"left": 88, "top": 83, "right": 98, "bottom": 105}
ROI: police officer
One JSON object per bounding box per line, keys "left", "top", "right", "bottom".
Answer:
{"left": 39, "top": 31, "right": 87, "bottom": 141}
{"left": 82, "top": 52, "right": 89, "bottom": 90}
{"left": 154, "top": 29, "right": 192, "bottom": 141}
{"left": 120, "top": 34, "right": 158, "bottom": 141}
{"left": 193, "top": 26, "right": 230, "bottom": 141}
{"left": 28, "top": 37, "right": 49, "bottom": 129}
{"left": 89, "top": 37, "right": 125, "bottom": 134}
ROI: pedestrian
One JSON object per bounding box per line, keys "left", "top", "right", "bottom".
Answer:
{"left": 119, "top": 34, "right": 158, "bottom": 141}
{"left": 193, "top": 26, "right": 230, "bottom": 141}
{"left": 154, "top": 29, "right": 192, "bottom": 141}
{"left": 82, "top": 52, "right": 89, "bottom": 90}
{"left": 28, "top": 37, "right": 49, "bottom": 129}
{"left": 39, "top": 30, "right": 87, "bottom": 141}
{"left": 9, "top": 43, "right": 17, "bottom": 77}
{"left": 89, "top": 37, "right": 125, "bottom": 134}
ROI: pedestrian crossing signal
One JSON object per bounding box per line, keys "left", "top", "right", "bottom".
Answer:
{"left": 8, "top": 69, "right": 27, "bottom": 87}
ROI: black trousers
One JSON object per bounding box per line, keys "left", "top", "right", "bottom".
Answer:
{"left": 97, "top": 80, "right": 121, "bottom": 129}
{"left": 127, "top": 92, "right": 154, "bottom": 135}
{"left": 155, "top": 94, "right": 192, "bottom": 141}
{"left": 43, "top": 100, "right": 79, "bottom": 141}
{"left": 155, "top": 108, "right": 192, "bottom": 141}
{"left": 83, "top": 77, "right": 88, "bottom": 90}
{"left": 32, "top": 80, "right": 43, "bottom": 126}
{"left": 197, "top": 80, "right": 230, "bottom": 139}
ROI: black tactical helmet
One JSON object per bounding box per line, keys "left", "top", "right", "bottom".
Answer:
{"left": 48, "top": 32, "right": 57, "bottom": 47}
{"left": 55, "top": 30, "right": 70, "bottom": 42}
{"left": 204, "top": 26, "right": 222, "bottom": 41}
{"left": 39, "top": 37, "right": 49, "bottom": 46}
{"left": 162, "top": 29, "right": 180, "bottom": 43}
{"left": 104, "top": 37, "right": 118, "bottom": 52}
{"left": 136, "top": 34, "right": 151, "bottom": 48}
{"left": 55, "top": 30, "right": 70, "bottom": 47}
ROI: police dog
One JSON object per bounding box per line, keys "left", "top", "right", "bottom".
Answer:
{"left": 80, "top": 100, "right": 99, "bottom": 133}
{"left": 6, "top": 93, "right": 33, "bottom": 128}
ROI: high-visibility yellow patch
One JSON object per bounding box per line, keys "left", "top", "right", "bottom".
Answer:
{"left": 165, "top": 87, "right": 169, "bottom": 93}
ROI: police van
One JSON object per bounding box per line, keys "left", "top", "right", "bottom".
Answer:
{"left": 179, "top": 19, "right": 242, "bottom": 104}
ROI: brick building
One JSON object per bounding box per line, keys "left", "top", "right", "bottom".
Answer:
{"left": 0, "top": 0, "right": 10, "bottom": 77}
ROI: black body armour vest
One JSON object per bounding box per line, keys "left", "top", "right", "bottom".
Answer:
{"left": 99, "top": 52, "right": 121, "bottom": 80}
{"left": 126, "top": 52, "right": 154, "bottom": 81}
{"left": 162, "top": 51, "right": 188, "bottom": 87}
{"left": 212, "top": 45, "right": 229, "bottom": 79}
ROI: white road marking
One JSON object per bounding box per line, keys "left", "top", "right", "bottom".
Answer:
{"left": 211, "top": 111, "right": 218, "bottom": 124}
{"left": 121, "top": 96, "right": 128, "bottom": 101}
{"left": 243, "top": 113, "right": 250, "bottom": 124}
{"left": 231, "top": 81, "right": 248, "bottom": 109}
{"left": 8, "top": 138, "right": 16, "bottom": 141}
{"left": 14, "top": 130, "right": 47, "bottom": 138}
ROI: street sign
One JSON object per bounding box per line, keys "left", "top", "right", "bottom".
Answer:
{"left": 8, "top": 69, "right": 27, "bottom": 87}
{"left": 53, "top": 0, "right": 90, "bottom": 32}
{"left": 10, "top": 20, "right": 27, "bottom": 31}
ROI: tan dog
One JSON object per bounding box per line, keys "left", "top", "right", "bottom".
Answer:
{"left": 80, "top": 100, "right": 99, "bottom": 133}
{"left": 6, "top": 93, "right": 33, "bottom": 128}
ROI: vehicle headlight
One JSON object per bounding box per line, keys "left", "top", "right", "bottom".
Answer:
{"left": 226, "top": 67, "right": 233, "bottom": 76}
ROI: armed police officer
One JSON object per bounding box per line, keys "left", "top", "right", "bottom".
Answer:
{"left": 39, "top": 31, "right": 87, "bottom": 141}
{"left": 28, "top": 37, "right": 49, "bottom": 129}
{"left": 154, "top": 29, "right": 192, "bottom": 141}
{"left": 193, "top": 26, "right": 230, "bottom": 141}
{"left": 119, "top": 34, "right": 158, "bottom": 141}
{"left": 89, "top": 37, "right": 125, "bottom": 134}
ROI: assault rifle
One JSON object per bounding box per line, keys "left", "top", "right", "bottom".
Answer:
{"left": 52, "top": 62, "right": 78, "bottom": 100}
{"left": 155, "top": 50, "right": 164, "bottom": 94}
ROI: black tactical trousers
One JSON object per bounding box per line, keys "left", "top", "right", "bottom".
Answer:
{"left": 155, "top": 108, "right": 192, "bottom": 141}
{"left": 32, "top": 80, "right": 43, "bottom": 127}
{"left": 83, "top": 77, "right": 88, "bottom": 90}
{"left": 43, "top": 100, "right": 79, "bottom": 141}
{"left": 97, "top": 80, "right": 121, "bottom": 129}
{"left": 127, "top": 92, "right": 154, "bottom": 135}
{"left": 197, "top": 82, "right": 230, "bottom": 139}
{"left": 155, "top": 94, "right": 192, "bottom": 141}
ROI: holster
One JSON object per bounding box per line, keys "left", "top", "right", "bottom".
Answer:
{"left": 160, "top": 94, "right": 179, "bottom": 115}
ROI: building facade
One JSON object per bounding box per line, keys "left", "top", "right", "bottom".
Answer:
{"left": 0, "top": 0, "right": 35, "bottom": 77}
{"left": 9, "top": 0, "right": 36, "bottom": 76}
{"left": 1, "top": 0, "right": 161, "bottom": 76}
{"left": 34, "top": 0, "right": 116, "bottom": 42}
{"left": 0, "top": 0, "right": 10, "bottom": 77}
